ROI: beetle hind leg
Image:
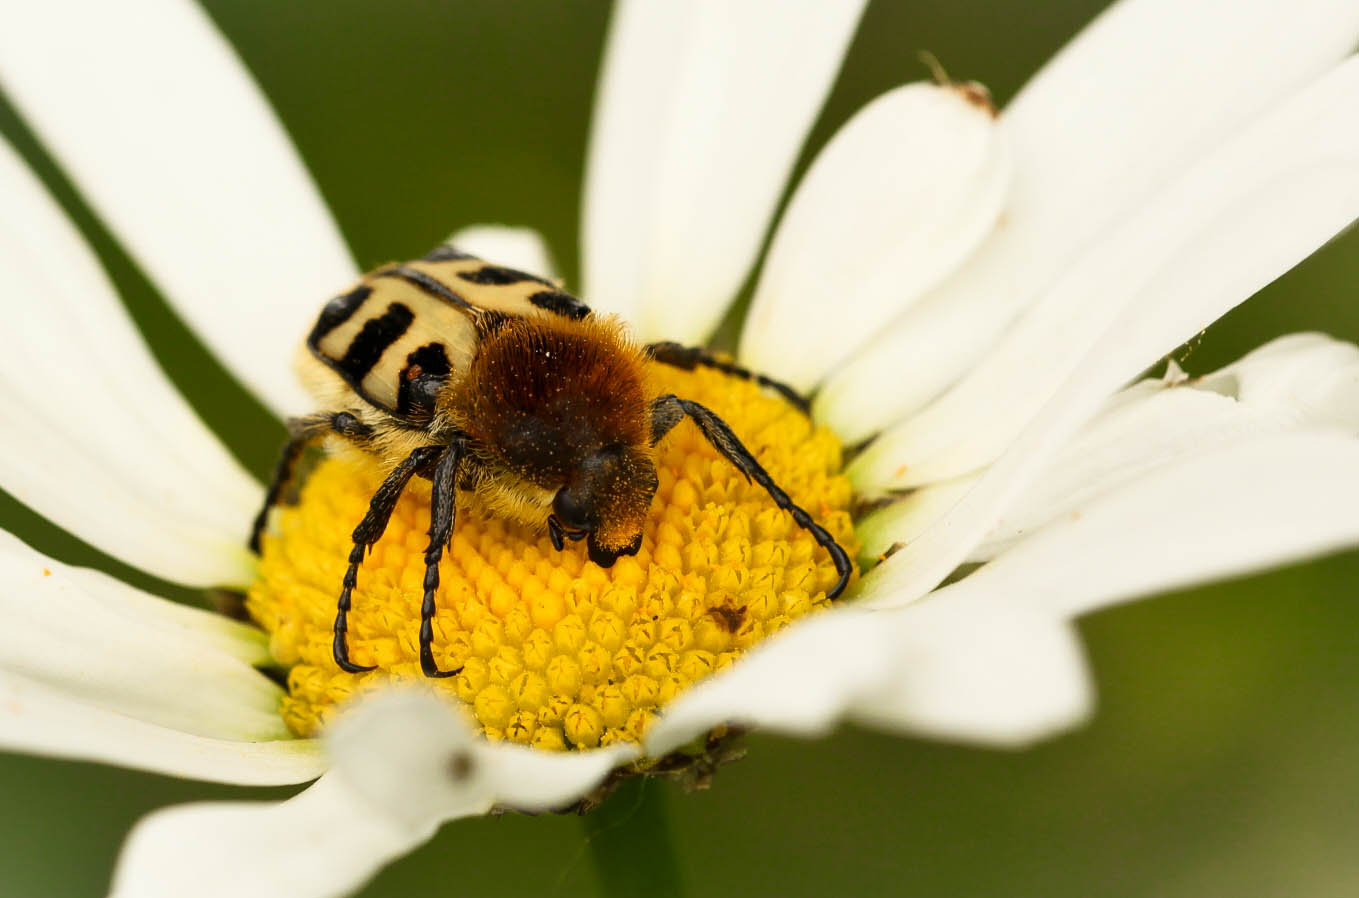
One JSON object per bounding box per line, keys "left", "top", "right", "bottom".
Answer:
{"left": 250, "top": 411, "right": 375, "bottom": 553}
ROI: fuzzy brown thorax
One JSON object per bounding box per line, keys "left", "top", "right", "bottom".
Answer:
{"left": 447, "top": 314, "right": 658, "bottom": 559}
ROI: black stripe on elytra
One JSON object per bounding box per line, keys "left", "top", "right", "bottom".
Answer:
{"left": 422, "top": 245, "right": 476, "bottom": 262}
{"left": 377, "top": 266, "right": 478, "bottom": 313}
{"left": 336, "top": 302, "right": 415, "bottom": 383}
{"left": 528, "top": 290, "right": 591, "bottom": 321}
{"left": 457, "top": 265, "right": 554, "bottom": 287}
{"left": 308, "top": 285, "right": 373, "bottom": 346}
{"left": 396, "top": 343, "right": 452, "bottom": 419}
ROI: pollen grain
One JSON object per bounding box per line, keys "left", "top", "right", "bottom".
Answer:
{"left": 248, "top": 365, "right": 857, "bottom": 749}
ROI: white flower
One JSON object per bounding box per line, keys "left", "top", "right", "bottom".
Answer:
{"left": 1, "top": 0, "right": 1358, "bottom": 896}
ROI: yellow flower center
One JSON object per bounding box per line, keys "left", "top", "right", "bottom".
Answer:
{"left": 248, "top": 366, "right": 857, "bottom": 750}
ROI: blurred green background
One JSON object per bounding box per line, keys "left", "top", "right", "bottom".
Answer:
{"left": 2, "top": 0, "right": 1358, "bottom": 895}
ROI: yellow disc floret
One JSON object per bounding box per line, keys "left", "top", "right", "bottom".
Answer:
{"left": 249, "top": 366, "right": 857, "bottom": 749}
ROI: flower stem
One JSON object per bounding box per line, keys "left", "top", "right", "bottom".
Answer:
{"left": 584, "top": 777, "right": 685, "bottom": 898}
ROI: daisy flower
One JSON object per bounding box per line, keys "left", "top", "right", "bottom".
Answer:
{"left": 1, "top": 0, "right": 1358, "bottom": 896}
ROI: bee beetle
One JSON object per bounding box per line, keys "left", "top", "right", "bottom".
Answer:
{"left": 251, "top": 245, "right": 853, "bottom": 678}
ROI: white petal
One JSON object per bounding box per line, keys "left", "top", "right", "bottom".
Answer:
{"left": 953, "top": 434, "right": 1359, "bottom": 621}
{"left": 974, "top": 334, "right": 1359, "bottom": 558}
{"left": 851, "top": 54, "right": 1359, "bottom": 494}
{"left": 852, "top": 594, "right": 1091, "bottom": 746}
{"left": 581, "top": 0, "right": 867, "bottom": 341}
{"left": 819, "top": 0, "right": 1359, "bottom": 442}
{"left": 62, "top": 564, "right": 273, "bottom": 668}
{"left": 0, "top": 136, "right": 260, "bottom": 587}
{"left": 643, "top": 611, "right": 894, "bottom": 755}
{"left": 739, "top": 82, "right": 1009, "bottom": 390}
{"left": 645, "top": 599, "right": 1090, "bottom": 754}
{"left": 860, "top": 334, "right": 1359, "bottom": 561}
{"left": 475, "top": 741, "right": 638, "bottom": 812}
{"left": 324, "top": 689, "right": 636, "bottom": 823}
{"left": 856, "top": 474, "right": 979, "bottom": 563}
{"left": 0, "top": 671, "right": 323, "bottom": 786}
{"left": 110, "top": 774, "right": 419, "bottom": 898}
{"left": 446, "top": 224, "right": 558, "bottom": 280}
{"left": 863, "top": 169, "right": 1359, "bottom": 608}
{"left": 814, "top": 255, "right": 1015, "bottom": 440}
{"left": 0, "top": 0, "right": 357, "bottom": 417}
{"left": 0, "top": 530, "right": 286, "bottom": 741}
{"left": 113, "top": 689, "right": 632, "bottom": 898}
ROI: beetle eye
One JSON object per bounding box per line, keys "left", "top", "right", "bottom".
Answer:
{"left": 552, "top": 489, "right": 595, "bottom": 531}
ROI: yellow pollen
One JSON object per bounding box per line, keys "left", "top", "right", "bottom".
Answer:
{"left": 248, "top": 366, "right": 857, "bottom": 749}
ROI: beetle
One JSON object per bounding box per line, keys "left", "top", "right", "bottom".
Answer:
{"left": 250, "top": 245, "right": 852, "bottom": 678}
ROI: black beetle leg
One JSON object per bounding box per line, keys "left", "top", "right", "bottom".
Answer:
{"left": 332, "top": 444, "right": 441, "bottom": 673}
